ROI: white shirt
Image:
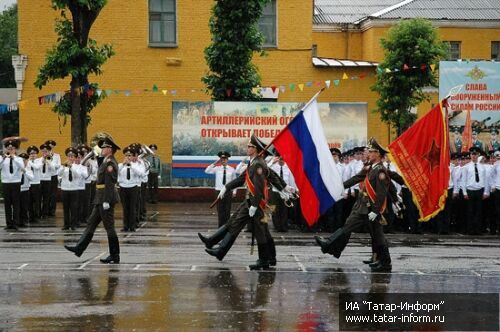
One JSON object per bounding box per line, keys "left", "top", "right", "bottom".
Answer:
{"left": 347, "top": 159, "right": 364, "bottom": 190}
{"left": 39, "top": 157, "right": 55, "bottom": 181}
{"left": 0, "top": 156, "right": 25, "bottom": 183}
{"left": 270, "top": 162, "right": 296, "bottom": 193}
{"left": 75, "top": 164, "right": 88, "bottom": 190}
{"left": 58, "top": 164, "right": 87, "bottom": 191}
{"left": 138, "top": 158, "right": 149, "bottom": 183}
{"left": 205, "top": 163, "right": 236, "bottom": 191}
{"left": 449, "top": 164, "right": 461, "bottom": 192}
{"left": 489, "top": 161, "right": 500, "bottom": 190}
{"left": 460, "top": 161, "right": 487, "bottom": 192}
{"left": 118, "top": 162, "right": 144, "bottom": 188}
{"left": 48, "top": 153, "right": 61, "bottom": 177}
{"left": 27, "top": 159, "right": 42, "bottom": 185}
{"left": 20, "top": 169, "right": 34, "bottom": 192}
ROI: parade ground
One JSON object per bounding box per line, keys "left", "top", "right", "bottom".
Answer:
{"left": 1, "top": 202, "right": 499, "bottom": 331}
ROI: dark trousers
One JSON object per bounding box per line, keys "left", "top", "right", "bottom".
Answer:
{"left": 89, "top": 181, "right": 96, "bottom": 209}
{"left": 217, "top": 190, "right": 232, "bottom": 227}
{"left": 74, "top": 204, "right": 119, "bottom": 256}
{"left": 140, "top": 182, "right": 147, "bottom": 218}
{"left": 147, "top": 172, "right": 159, "bottom": 203}
{"left": 3, "top": 182, "right": 21, "bottom": 228}
{"left": 329, "top": 199, "right": 345, "bottom": 232}
{"left": 120, "top": 187, "right": 139, "bottom": 231}
{"left": 494, "top": 190, "right": 500, "bottom": 233}
{"left": 49, "top": 175, "right": 58, "bottom": 215}
{"left": 402, "top": 187, "right": 420, "bottom": 233}
{"left": 20, "top": 190, "right": 30, "bottom": 226}
{"left": 436, "top": 188, "right": 453, "bottom": 234}
{"left": 345, "top": 211, "right": 387, "bottom": 250}
{"left": 466, "top": 188, "right": 484, "bottom": 235}
{"left": 40, "top": 180, "right": 52, "bottom": 217}
{"left": 80, "top": 184, "right": 92, "bottom": 224}
{"left": 29, "top": 184, "right": 41, "bottom": 221}
{"left": 62, "top": 190, "right": 79, "bottom": 229}
{"left": 271, "top": 191, "right": 288, "bottom": 232}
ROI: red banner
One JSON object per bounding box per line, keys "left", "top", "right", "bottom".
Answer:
{"left": 388, "top": 102, "right": 450, "bottom": 221}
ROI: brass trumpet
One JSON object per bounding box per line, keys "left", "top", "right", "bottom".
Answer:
{"left": 80, "top": 150, "right": 96, "bottom": 165}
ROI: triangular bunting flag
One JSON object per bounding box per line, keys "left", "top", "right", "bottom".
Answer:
{"left": 403, "top": 64, "right": 410, "bottom": 71}
{"left": 289, "top": 84, "right": 295, "bottom": 92}
{"left": 342, "top": 73, "right": 348, "bottom": 79}
{"left": 325, "top": 80, "right": 331, "bottom": 88}
{"left": 333, "top": 80, "right": 340, "bottom": 86}
{"left": 385, "top": 68, "right": 391, "bottom": 73}
{"left": 298, "top": 84, "right": 304, "bottom": 91}
{"left": 279, "top": 85, "right": 286, "bottom": 93}
{"left": 225, "top": 88, "right": 232, "bottom": 97}
{"left": 305, "top": 81, "right": 312, "bottom": 87}
{"left": 271, "top": 86, "right": 277, "bottom": 93}
{"left": 430, "top": 64, "right": 436, "bottom": 72}
{"left": 162, "top": 90, "right": 168, "bottom": 95}
{"left": 152, "top": 84, "right": 159, "bottom": 92}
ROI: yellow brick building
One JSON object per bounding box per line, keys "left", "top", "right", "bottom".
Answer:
{"left": 15, "top": 0, "right": 500, "bottom": 177}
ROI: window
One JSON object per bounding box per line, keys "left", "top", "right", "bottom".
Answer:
{"left": 258, "top": 0, "right": 277, "bottom": 47}
{"left": 492, "top": 41, "right": 500, "bottom": 60}
{"left": 445, "top": 41, "right": 461, "bottom": 60}
{"left": 149, "top": 0, "right": 176, "bottom": 46}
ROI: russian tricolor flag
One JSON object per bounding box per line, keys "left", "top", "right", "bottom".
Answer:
{"left": 273, "top": 95, "right": 344, "bottom": 226}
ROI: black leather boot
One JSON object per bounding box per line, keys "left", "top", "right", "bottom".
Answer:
{"left": 64, "top": 230, "right": 93, "bottom": 257}
{"left": 370, "top": 246, "right": 392, "bottom": 272}
{"left": 314, "top": 228, "right": 349, "bottom": 258}
{"left": 363, "top": 252, "right": 377, "bottom": 264}
{"left": 249, "top": 244, "right": 271, "bottom": 270}
{"left": 205, "top": 232, "right": 236, "bottom": 261}
{"left": 101, "top": 236, "right": 120, "bottom": 264}
{"left": 64, "top": 245, "right": 83, "bottom": 257}
{"left": 198, "top": 224, "right": 228, "bottom": 249}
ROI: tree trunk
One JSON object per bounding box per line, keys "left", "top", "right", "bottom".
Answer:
{"left": 70, "top": 78, "right": 83, "bottom": 146}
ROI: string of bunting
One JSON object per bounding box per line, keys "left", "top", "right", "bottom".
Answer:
{"left": 31, "top": 62, "right": 437, "bottom": 105}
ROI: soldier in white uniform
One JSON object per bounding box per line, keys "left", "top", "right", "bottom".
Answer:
{"left": 118, "top": 146, "right": 144, "bottom": 232}
{"left": 269, "top": 153, "right": 296, "bottom": 232}
{"left": 1, "top": 139, "right": 25, "bottom": 230}
{"left": 44, "top": 140, "right": 61, "bottom": 217}
{"left": 19, "top": 153, "right": 34, "bottom": 227}
{"left": 205, "top": 151, "right": 236, "bottom": 227}
{"left": 27, "top": 145, "right": 42, "bottom": 223}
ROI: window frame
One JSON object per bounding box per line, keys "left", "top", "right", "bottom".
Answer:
{"left": 259, "top": 0, "right": 278, "bottom": 48}
{"left": 148, "top": 0, "right": 178, "bottom": 48}
{"left": 445, "top": 41, "right": 461, "bottom": 60}
{"left": 491, "top": 41, "right": 500, "bottom": 60}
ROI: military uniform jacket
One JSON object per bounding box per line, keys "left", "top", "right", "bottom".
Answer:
{"left": 343, "top": 162, "right": 390, "bottom": 215}
{"left": 94, "top": 155, "right": 119, "bottom": 205}
{"left": 226, "top": 156, "right": 286, "bottom": 209}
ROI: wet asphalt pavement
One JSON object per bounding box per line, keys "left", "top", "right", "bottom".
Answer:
{"left": 0, "top": 202, "right": 499, "bottom": 331}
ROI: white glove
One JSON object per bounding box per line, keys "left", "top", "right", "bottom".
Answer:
{"left": 392, "top": 203, "right": 401, "bottom": 215}
{"left": 103, "top": 202, "right": 110, "bottom": 210}
{"left": 279, "top": 190, "right": 290, "bottom": 201}
{"left": 218, "top": 187, "right": 227, "bottom": 199}
{"left": 249, "top": 206, "right": 257, "bottom": 217}
{"left": 368, "top": 212, "right": 378, "bottom": 221}
{"left": 285, "top": 185, "right": 296, "bottom": 193}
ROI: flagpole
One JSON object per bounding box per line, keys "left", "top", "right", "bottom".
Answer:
{"left": 259, "top": 87, "right": 326, "bottom": 156}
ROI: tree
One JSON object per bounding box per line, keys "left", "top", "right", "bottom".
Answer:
{"left": 371, "top": 18, "right": 448, "bottom": 136}
{"left": 0, "top": 4, "right": 17, "bottom": 88}
{"left": 202, "top": 0, "right": 269, "bottom": 101}
{"left": 35, "top": 0, "right": 114, "bottom": 145}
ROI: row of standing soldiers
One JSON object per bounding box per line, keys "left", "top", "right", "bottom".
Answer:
{"left": 1, "top": 138, "right": 162, "bottom": 232}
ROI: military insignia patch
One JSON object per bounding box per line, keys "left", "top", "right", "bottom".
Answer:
{"left": 107, "top": 165, "right": 114, "bottom": 173}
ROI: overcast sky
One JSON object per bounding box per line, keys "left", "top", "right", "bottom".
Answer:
{"left": 0, "top": 0, "right": 16, "bottom": 11}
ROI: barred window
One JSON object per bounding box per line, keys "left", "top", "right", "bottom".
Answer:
{"left": 258, "top": 0, "right": 277, "bottom": 47}
{"left": 149, "top": 0, "right": 176, "bottom": 46}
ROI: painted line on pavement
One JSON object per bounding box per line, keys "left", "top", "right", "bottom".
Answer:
{"left": 190, "top": 265, "right": 197, "bottom": 271}
{"left": 17, "top": 263, "right": 28, "bottom": 270}
{"left": 78, "top": 252, "right": 106, "bottom": 270}
{"left": 415, "top": 270, "right": 425, "bottom": 275}
{"left": 293, "top": 254, "right": 307, "bottom": 272}
{"left": 471, "top": 270, "right": 481, "bottom": 277}
{"left": 133, "top": 264, "right": 141, "bottom": 270}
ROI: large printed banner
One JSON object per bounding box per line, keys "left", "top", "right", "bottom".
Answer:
{"left": 172, "top": 101, "right": 367, "bottom": 178}
{"left": 439, "top": 61, "right": 500, "bottom": 153}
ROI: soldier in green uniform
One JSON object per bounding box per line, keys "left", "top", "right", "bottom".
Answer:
{"left": 199, "top": 134, "right": 288, "bottom": 270}
{"left": 315, "top": 138, "right": 393, "bottom": 272}
{"left": 64, "top": 136, "right": 121, "bottom": 264}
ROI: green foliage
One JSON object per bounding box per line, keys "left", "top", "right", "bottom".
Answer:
{"left": 202, "top": 0, "right": 269, "bottom": 101}
{"left": 34, "top": 0, "right": 113, "bottom": 144}
{"left": 0, "top": 4, "right": 18, "bottom": 88}
{"left": 371, "top": 18, "right": 448, "bottom": 135}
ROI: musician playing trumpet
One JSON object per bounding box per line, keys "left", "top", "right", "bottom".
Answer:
{"left": 1, "top": 139, "right": 25, "bottom": 230}
{"left": 58, "top": 147, "right": 87, "bottom": 230}
{"left": 26, "top": 145, "right": 43, "bottom": 224}
{"left": 19, "top": 153, "right": 35, "bottom": 228}
{"left": 44, "top": 140, "right": 61, "bottom": 217}
{"left": 39, "top": 143, "right": 56, "bottom": 219}
{"left": 118, "top": 146, "right": 143, "bottom": 232}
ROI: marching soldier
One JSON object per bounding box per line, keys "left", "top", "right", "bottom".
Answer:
{"left": 1, "top": 139, "right": 24, "bottom": 230}
{"left": 199, "top": 134, "right": 289, "bottom": 270}
{"left": 44, "top": 140, "right": 61, "bottom": 216}
{"left": 205, "top": 151, "right": 236, "bottom": 227}
{"left": 315, "top": 138, "right": 393, "bottom": 272}
{"left": 146, "top": 144, "right": 161, "bottom": 204}
{"left": 27, "top": 145, "right": 42, "bottom": 223}
{"left": 64, "top": 136, "right": 121, "bottom": 263}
